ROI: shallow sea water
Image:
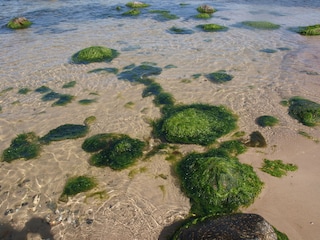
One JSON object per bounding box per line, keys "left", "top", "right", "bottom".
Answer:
{"left": 0, "top": 0, "right": 320, "bottom": 239}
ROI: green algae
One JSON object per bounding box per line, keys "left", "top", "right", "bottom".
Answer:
{"left": 168, "top": 27, "right": 194, "bottom": 34}
{"left": 123, "top": 9, "right": 140, "bottom": 16}
{"left": 7, "top": 17, "right": 32, "bottom": 29}
{"left": 256, "top": 115, "right": 279, "bottom": 127}
{"left": 40, "top": 118, "right": 94, "bottom": 144}
{"left": 87, "top": 135, "right": 146, "bottom": 170}
{"left": 242, "top": 21, "right": 280, "bottom": 30}
{"left": 197, "top": 24, "right": 227, "bottom": 32}
{"left": 288, "top": 97, "right": 320, "bottom": 126}
{"left": 206, "top": 71, "right": 233, "bottom": 83}
{"left": 60, "top": 175, "right": 97, "bottom": 202}
{"left": 35, "top": 86, "right": 51, "bottom": 94}
{"left": 261, "top": 159, "right": 298, "bottom": 177}
{"left": 52, "top": 94, "right": 74, "bottom": 106}
{"left": 118, "top": 64, "right": 162, "bottom": 82}
{"left": 2, "top": 132, "right": 41, "bottom": 162}
{"left": 296, "top": 24, "right": 320, "bottom": 36}
{"left": 41, "top": 91, "right": 61, "bottom": 101}
{"left": 82, "top": 133, "right": 145, "bottom": 170}
{"left": 71, "top": 46, "right": 119, "bottom": 64}
{"left": 62, "top": 81, "right": 76, "bottom": 88}
{"left": 18, "top": 88, "right": 31, "bottom": 94}
{"left": 219, "top": 140, "right": 247, "bottom": 157}
{"left": 195, "top": 13, "right": 212, "bottom": 19}
{"left": 153, "top": 92, "right": 175, "bottom": 107}
{"left": 142, "top": 82, "right": 163, "bottom": 97}
{"left": 177, "top": 148, "right": 263, "bottom": 216}
{"left": 78, "top": 99, "right": 96, "bottom": 105}
{"left": 124, "top": 101, "right": 135, "bottom": 108}
{"left": 149, "top": 10, "right": 179, "bottom": 21}
{"left": 0, "top": 87, "right": 13, "bottom": 96}
{"left": 260, "top": 48, "right": 277, "bottom": 53}
{"left": 154, "top": 104, "right": 237, "bottom": 146}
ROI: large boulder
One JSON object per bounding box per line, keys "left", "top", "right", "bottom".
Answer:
{"left": 173, "top": 213, "right": 277, "bottom": 240}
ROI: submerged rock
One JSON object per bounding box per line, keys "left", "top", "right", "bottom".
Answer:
{"left": 296, "top": 24, "right": 320, "bottom": 36}
{"left": 173, "top": 213, "right": 277, "bottom": 240}
{"left": 71, "top": 46, "right": 119, "bottom": 64}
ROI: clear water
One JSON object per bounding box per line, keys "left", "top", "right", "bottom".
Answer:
{"left": 0, "top": 0, "right": 319, "bottom": 239}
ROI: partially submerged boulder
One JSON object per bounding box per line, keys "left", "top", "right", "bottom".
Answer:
{"left": 7, "top": 17, "right": 32, "bottom": 29}
{"left": 242, "top": 21, "right": 280, "bottom": 30}
{"left": 288, "top": 96, "right": 320, "bottom": 126}
{"left": 173, "top": 213, "right": 277, "bottom": 240}
{"left": 71, "top": 46, "right": 119, "bottom": 64}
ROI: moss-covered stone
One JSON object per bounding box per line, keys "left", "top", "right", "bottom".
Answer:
{"left": 52, "top": 94, "right": 74, "bottom": 106}
{"left": 7, "top": 17, "right": 32, "bottom": 29}
{"left": 196, "top": 5, "right": 216, "bottom": 14}
{"left": 296, "top": 24, "right": 320, "bottom": 36}
{"left": 219, "top": 140, "right": 247, "bottom": 157}
{"left": 78, "top": 99, "right": 96, "bottom": 105}
{"left": 153, "top": 92, "right": 175, "bottom": 107}
{"left": 206, "top": 71, "right": 233, "bottom": 83}
{"left": 155, "top": 104, "right": 237, "bottom": 146}
{"left": 142, "top": 82, "right": 163, "bottom": 98}
{"left": 60, "top": 176, "right": 96, "bottom": 202}
{"left": 2, "top": 132, "right": 41, "bottom": 162}
{"left": 149, "top": 10, "right": 179, "bottom": 21}
{"left": 197, "top": 24, "right": 227, "bottom": 32}
{"left": 125, "top": 1, "right": 150, "bottom": 8}
{"left": 256, "top": 115, "right": 279, "bottom": 127}
{"left": 41, "top": 91, "right": 61, "bottom": 101}
{"left": 71, "top": 46, "right": 119, "bottom": 64}
{"left": 288, "top": 97, "right": 320, "bottom": 126}
{"left": 261, "top": 159, "right": 298, "bottom": 177}
{"left": 242, "top": 21, "right": 280, "bottom": 30}
{"left": 177, "top": 149, "right": 263, "bottom": 216}
{"left": 83, "top": 134, "right": 146, "bottom": 170}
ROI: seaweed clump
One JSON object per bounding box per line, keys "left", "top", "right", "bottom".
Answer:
{"left": 154, "top": 104, "right": 237, "bottom": 146}
{"left": 7, "top": 17, "right": 32, "bottom": 29}
{"left": 296, "top": 24, "right": 320, "bottom": 36}
{"left": 125, "top": 1, "right": 150, "bottom": 8}
{"left": 2, "top": 132, "right": 41, "bottom": 162}
{"left": 197, "top": 24, "right": 228, "bottom": 32}
{"left": 59, "top": 175, "right": 97, "bottom": 202}
{"left": 242, "top": 21, "right": 280, "bottom": 30}
{"left": 206, "top": 71, "right": 233, "bottom": 83}
{"left": 168, "top": 26, "right": 194, "bottom": 35}
{"left": 256, "top": 115, "right": 279, "bottom": 127}
{"left": 245, "top": 131, "right": 267, "bottom": 148}
{"left": 261, "top": 159, "right": 298, "bottom": 177}
{"left": 288, "top": 96, "right": 320, "bottom": 126}
{"left": 71, "top": 46, "right": 119, "bottom": 64}
{"left": 118, "top": 64, "right": 162, "bottom": 82}
{"left": 82, "top": 133, "right": 146, "bottom": 170}
{"left": 176, "top": 148, "right": 263, "bottom": 216}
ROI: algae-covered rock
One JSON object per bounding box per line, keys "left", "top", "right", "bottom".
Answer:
{"left": 155, "top": 104, "right": 237, "bottom": 145}
{"left": 242, "top": 21, "right": 280, "bottom": 30}
{"left": 125, "top": 1, "right": 150, "bottom": 8}
{"left": 196, "top": 5, "right": 216, "bottom": 14}
{"left": 245, "top": 131, "right": 267, "bottom": 147}
{"left": 71, "top": 46, "right": 119, "bottom": 64}
{"left": 60, "top": 175, "right": 96, "bottom": 202}
{"left": 288, "top": 97, "right": 320, "bottom": 126}
{"left": 2, "top": 132, "right": 41, "bottom": 162}
{"left": 296, "top": 24, "right": 320, "bottom": 36}
{"left": 83, "top": 133, "right": 146, "bottom": 170}
{"left": 7, "top": 17, "right": 32, "bottom": 29}
{"left": 176, "top": 149, "right": 263, "bottom": 216}
{"left": 206, "top": 71, "right": 233, "bottom": 83}
{"left": 256, "top": 115, "right": 279, "bottom": 127}
{"left": 172, "top": 213, "right": 277, "bottom": 240}
{"left": 168, "top": 26, "right": 194, "bottom": 34}
{"left": 197, "top": 23, "right": 228, "bottom": 32}
{"left": 123, "top": 9, "right": 140, "bottom": 16}
{"left": 261, "top": 159, "right": 298, "bottom": 177}
{"left": 195, "top": 13, "right": 212, "bottom": 19}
